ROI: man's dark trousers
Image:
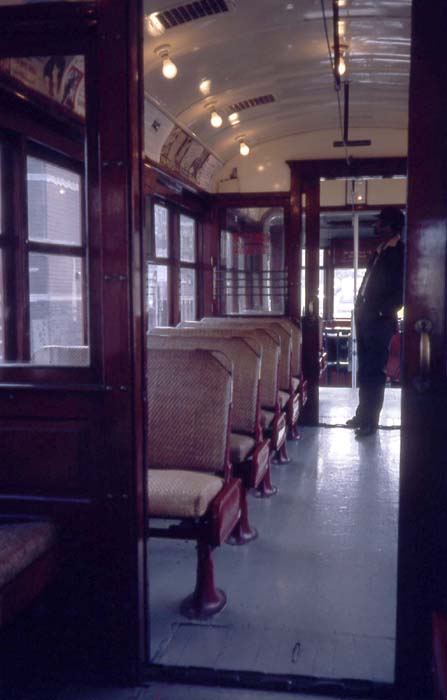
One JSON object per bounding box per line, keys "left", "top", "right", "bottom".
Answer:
{"left": 354, "top": 308, "right": 396, "bottom": 429}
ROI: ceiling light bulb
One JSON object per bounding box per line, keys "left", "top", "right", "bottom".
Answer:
{"left": 162, "top": 56, "right": 177, "bottom": 79}
{"left": 239, "top": 141, "right": 250, "bottom": 156}
{"left": 147, "top": 12, "right": 165, "bottom": 37}
{"left": 210, "top": 111, "right": 223, "bottom": 128}
{"left": 199, "top": 79, "right": 211, "bottom": 95}
{"left": 228, "top": 112, "right": 240, "bottom": 126}
{"left": 337, "top": 55, "right": 346, "bottom": 76}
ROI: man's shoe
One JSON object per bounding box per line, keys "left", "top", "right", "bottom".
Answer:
{"left": 355, "top": 425, "right": 378, "bottom": 437}
{"left": 346, "top": 416, "right": 361, "bottom": 428}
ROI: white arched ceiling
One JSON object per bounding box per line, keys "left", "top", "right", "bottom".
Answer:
{"left": 143, "top": 0, "right": 411, "bottom": 185}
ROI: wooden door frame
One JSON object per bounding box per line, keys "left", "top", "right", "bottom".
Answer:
{"left": 0, "top": 0, "right": 147, "bottom": 681}
{"left": 287, "top": 158, "right": 407, "bottom": 424}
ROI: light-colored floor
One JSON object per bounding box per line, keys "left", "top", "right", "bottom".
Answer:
{"left": 5, "top": 389, "right": 399, "bottom": 699}
{"left": 319, "top": 386, "right": 401, "bottom": 427}
{"left": 149, "top": 388, "right": 401, "bottom": 684}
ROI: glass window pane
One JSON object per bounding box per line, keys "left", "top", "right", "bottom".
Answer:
{"left": 319, "top": 268, "right": 325, "bottom": 317}
{"left": 180, "top": 268, "right": 196, "bottom": 321}
{"left": 180, "top": 214, "right": 196, "bottom": 262}
{"left": 29, "top": 252, "right": 88, "bottom": 365}
{"left": 220, "top": 207, "right": 285, "bottom": 315}
{"left": 333, "top": 268, "right": 366, "bottom": 319}
{"left": 27, "top": 156, "right": 82, "bottom": 246}
{"left": 148, "top": 263, "right": 169, "bottom": 330}
{"left": 154, "top": 204, "right": 169, "bottom": 258}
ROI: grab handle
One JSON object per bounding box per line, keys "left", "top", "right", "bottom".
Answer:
{"left": 414, "top": 318, "right": 433, "bottom": 392}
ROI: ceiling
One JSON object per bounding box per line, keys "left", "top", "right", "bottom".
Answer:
{"left": 143, "top": 0, "right": 412, "bottom": 163}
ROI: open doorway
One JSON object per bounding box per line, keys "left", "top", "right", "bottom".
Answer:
{"left": 316, "top": 201, "right": 403, "bottom": 431}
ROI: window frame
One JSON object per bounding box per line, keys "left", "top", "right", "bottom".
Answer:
{"left": 146, "top": 197, "right": 199, "bottom": 329}
{"left": 0, "top": 129, "right": 91, "bottom": 372}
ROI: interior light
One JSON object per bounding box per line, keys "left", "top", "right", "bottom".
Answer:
{"left": 154, "top": 44, "right": 178, "bottom": 80}
{"left": 199, "top": 78, "right": 211, "bottom": 95}
{"left": 162, "top": 56, "right": 177, "bottom": 79}
{"left": 338, "top": 20, "right": 346, "bottom": 37}
{"left": 228, "top": 112, "right": 240, "bottom": 126}
{"left": 337, "top": 55, "right": 346, "bottom": 76}
{"left": 59, "top": 187, "right": 66, "bottom": 195}
{"left": 210, "top": 110, "right": 223, "bottom": 128}
{"left": 239, "top": 141, "right": 250, "bottom": 156}
{"left": 146, "top": 13, "right": 165, "bottom": 37}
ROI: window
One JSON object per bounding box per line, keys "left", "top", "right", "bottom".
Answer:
{"left": 148, "top": 264, "right": 169, "bottom": 329}
{"left": 301, "top": 248, "right": 325, "bottom": 317}
{"left": 26, "top": 155, "right": 87, "bottom": 364}
{"left": 0, "top": 140, "right": 88, "bottom": 366}
{"left": 219, "top": 207, "right": 286, "bottom": 315}
{"left": 179, "top": 215, "right": 196, "bottom": 321}
{"left": 147, "top": 202, "right": 198, "bottom": 330}
{"left": 333, "top": 267, "right": 366, "bottom": 319}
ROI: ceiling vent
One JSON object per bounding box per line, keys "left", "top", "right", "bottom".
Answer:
{"left": 227, "top": 94, "right": 276, "bottom": 113}
{"left": 158, "top": 0, "right": 235, "bottom": 30}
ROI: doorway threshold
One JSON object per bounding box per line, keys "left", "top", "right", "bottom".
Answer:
{"left": 145, "top": 664, "right": 395, "bottom": 699}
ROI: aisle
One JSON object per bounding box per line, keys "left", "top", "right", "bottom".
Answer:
{"left": 149, "top": 415, "right": 400, "bottom": 682}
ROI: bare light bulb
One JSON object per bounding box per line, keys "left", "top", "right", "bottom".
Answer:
{"left": 228, "top": 112, "right": 240, "bottom": 126}
{"left": 162, "top": 56, "right": 178, "bottom": 79}
{"left": 210, "top": 111, "right": 223, "bottom": 128}
{"left": 337, "top": 55, "right": 346, "bottom": 76}
{"left": 239, "top": 141, "right": 250, "bottom": 156}
{"left": 199, "top": 79, "right": 211, "bottom": 95}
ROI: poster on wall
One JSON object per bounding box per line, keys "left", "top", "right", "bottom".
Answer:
{"left": 144, "top": 100, "right": 175, "bottom": 163}
{"left": 196, "top": 154, "right": 222, "bottom": 190}
{"left": 0, "top": 56, "right": 85, "bottom": 117}
{"left": 145, "top": 97, "right": 223, "bottom": 192}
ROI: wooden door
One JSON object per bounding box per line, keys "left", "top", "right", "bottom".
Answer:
{"left": 395, "top": 0, "right": 447, "bottom": 695}
{"left": 0, "top": 1, "right": 146, "bottom": 680}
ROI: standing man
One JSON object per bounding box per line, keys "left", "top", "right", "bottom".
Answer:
{"left": 346, "top": 206, "right": 405, "bottom": 437}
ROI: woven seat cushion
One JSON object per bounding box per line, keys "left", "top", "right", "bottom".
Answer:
{"left": 230, "top": 433, "right": 256, "bottom": 463}
{"left": 279, "top": 390, "right": 290, "bottom": 409}
{"left": 292, "top": 376, "right": 300, "bottom": 393}
{"left": 261, "top": 409, "right": 275, "bottom": 429}
{"left": 148, "top": 469, "right": 224, "bottom": 518}
{"left": 0, "top": 521, "right": 57, "bottom": 589}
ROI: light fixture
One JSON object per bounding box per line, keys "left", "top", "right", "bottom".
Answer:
{"left": 199, "top": 78, "right": 211, "bottom": 95}
{"left": 154, "top": 44, "right": 178, "bottom": 80}
{"left": 228, "top": 112, "right": 240, "bottom": 126}
{"left": 146, "top": 12, "right": 165, "bottom": 37}
{"left": 333, "top": 43, "right": 349, "bottom": 77}
{"left": 210, "top": 111, "right": 223, "bottom": 128}
{"left": 337, "top": 54, "right": 347, "bottom": 76}
{"left": 236, "top": 136, "right": 250, "bottom": 156}
{"left": 205, "top": 103, "right": 223, "bottom": 128}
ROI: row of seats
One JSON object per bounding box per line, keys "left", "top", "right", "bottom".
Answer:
{"left": 147, "top": 316, "right": 308, "bottom": 620}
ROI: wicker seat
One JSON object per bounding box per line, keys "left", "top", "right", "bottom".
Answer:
{"left": 0, "top": 520, "right": 57, "bottom": 628}
{"left": 148, "top": 469, "right": 224, "bottom": 518}
{"left": 147, "top": 348, "right": 242, "bottom": 619}
{"left": 192, "top": 320, "right": 290, "bottom": 462}
{"left": 149, "top": 331, "right": 276, "bottom": 508}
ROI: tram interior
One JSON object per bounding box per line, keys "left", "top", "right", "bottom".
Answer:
{"left": 0, "top": 0, "right": 416, "bottom": 697}
{"left": 148, "top": 195, "right": 402, "bottom": 682}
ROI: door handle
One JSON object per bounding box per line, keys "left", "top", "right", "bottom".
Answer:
{"left": 414, "top": 318, "right": 433, "bottom": 392}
